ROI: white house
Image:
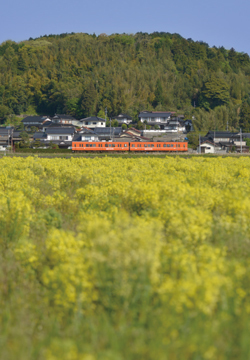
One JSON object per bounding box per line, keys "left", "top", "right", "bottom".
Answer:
{"left": 112, "top": 114, "right": 133, "bottom": 125}
{"left": 78, "top": 128, "right": 99, "bottom": 141}
{"left": 79, "top": 116, "right": 106, "bottom": 129}
{"left": 46, "top": 127, "right": 75, "bottom": 142}
{"left": 197, "top": 140, "right": 216, "bottom": 154}
{"left": 164, "top": 118, "right": 186, "bottom": 132}
{"left": 139, "top": 111, "right": 172, "bottom": 124}
{"left": 52, "top": 114, "right": 80, "bottom": 126}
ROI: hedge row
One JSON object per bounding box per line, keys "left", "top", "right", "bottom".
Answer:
{"left": 15, "top": 148, "right": 72, "bottom": 154}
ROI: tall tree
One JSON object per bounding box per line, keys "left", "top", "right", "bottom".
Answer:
{"left": 201, "top": 77, "right": 230, "bottom": 108}
{"left": 80, "top": 82, "right": 97, "bottom": 117}
{"left": 153, "top": 79, "right": 164, "bottom": 107}
{"left": 239, "top": 101, "right": 250, "bottom": 131}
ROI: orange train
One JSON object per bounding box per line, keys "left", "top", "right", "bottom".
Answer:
{"left": 72, "top": 141, "right": 188, "bottom": 152}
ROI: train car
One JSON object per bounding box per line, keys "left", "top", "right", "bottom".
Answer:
{"left": 130, "top": 141, "right": 188, "bottom": 152}
{"left": 72, "top": 141, "right": 130, "bottom": 152}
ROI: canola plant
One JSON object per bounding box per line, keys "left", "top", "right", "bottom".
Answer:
{"left": 1, "top": 156, "right": 250, "bottom": 359}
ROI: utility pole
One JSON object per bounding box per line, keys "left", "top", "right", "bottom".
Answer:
{"left": 240, "top": 128, "right": 242, "bottom": 154}
{"left": 214, "top": 129, "right": 216, "bottom": 153}
{"left": 110, "top": 118, "right": 111, "bottom": 141}
{"left": 105, "top": 107, "right": 107, "bottom": 123}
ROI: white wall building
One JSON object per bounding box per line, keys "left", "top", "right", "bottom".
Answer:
{"left": 46, "top": 128, "right": 75, "bottom": 141}
{"left": 197, "top": 141, "right": 216, "bottom": 154}
{"left": 79, "top": 116, "right": 106, "bottom": 129}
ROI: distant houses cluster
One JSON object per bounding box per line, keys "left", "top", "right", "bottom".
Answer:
{"left": 198, "top": 131, "right": 249, "bottom": 153}
{"left": 0, "top": 111, "right": 249, "bottom": 153}
{"left": 0, "top": 111, "right": 195, "bottom": 150}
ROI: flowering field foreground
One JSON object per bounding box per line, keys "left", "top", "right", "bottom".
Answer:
{"left": 1, "top": 156, "right": 250, "bottom": 359}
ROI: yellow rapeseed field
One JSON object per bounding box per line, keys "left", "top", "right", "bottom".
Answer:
{"left": 1, "top": 156, "right": 250, "bottom": 359}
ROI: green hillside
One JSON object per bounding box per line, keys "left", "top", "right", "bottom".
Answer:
{"left": 0, "top": 32, "right": 250, "bottom": 130}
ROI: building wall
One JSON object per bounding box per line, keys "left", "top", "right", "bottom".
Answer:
{"left": 198, "top": 144, "right": 215, "bottom": 154}
{"left": 47, "top": 134, "right": 73, "bottom": 141}
{"left": 81, "top": 135, "right": 99, "bottom": 141}
{"left": 140, "top": 117, "right": 170, "bottom": 122}
{"left": 81, "top": 121, "right": 105, "bottom": 128}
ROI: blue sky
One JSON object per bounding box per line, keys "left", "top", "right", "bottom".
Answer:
{"left": 1, "top": 0, "right": 249, "bottom": 54}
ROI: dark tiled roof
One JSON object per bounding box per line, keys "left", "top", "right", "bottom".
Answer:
{"left": 33, "top": 132, "right": 47, "bottom": 139}
{"left": 13, "top": 131, "right": 22, "bottom": 137}
{"left": 46, "top": 128, "right": 75, "bottom": 135}
{"left": 94, "top": 127, "right": 122, "bottom": 135}
{"left": 22, "top": 116, "right": 49, "bottom": 123}
{"left": 0, "top": 128, "right": 12, "bottom": 135}
{"left": 73, "top": 134, "right": 82, "bottom": 141}
{"left": 44, "top": 123, "right": 75, "bottom": 129}
{"left": 79, "top": 116, "right": 106, "bottom": 122}
{"left": 205, "top": 131, "right": 238, "bottom": 138}
{"left": 139, "top": 111, "right": 171, "bottom": 118}
{"left": 79, "top": 127, "right": 96, "bottom": 134}
{"left": 53, "top": 114, "right": 76, "bottom": 120}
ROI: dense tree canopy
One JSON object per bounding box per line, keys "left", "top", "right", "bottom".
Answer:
{"left": 0, "top": 32, "right": 250, "bottom": 129}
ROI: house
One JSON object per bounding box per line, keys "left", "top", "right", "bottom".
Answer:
{"left": 33, "top": 127, "right": 75, "bottom": 148}
{"left": 120, "top": 128, "right": 142, "bottom": 137}
{"left": 139, "top": 111, "right": 172, "bottom": 128}
{"left": 204, "top": 131, "right": 238, "bottom": 144}
{"left": 112, "top": 114, "right": 133, "bottom": 125}
{"left": 21, "top": 116, "right": 51, "bottom": 130}
{"left": 94, "top": 127, "right": 122, "bottom": 140}
{"left": 79, "top": 116, "right": 106, "bottom": 129}
{"left": 12, "top": 131, "right": 23, "bottom": 144}
{"left": 164, "top": 118, "right": 185, "bottom": 132}
{"left": 33, "top": 132, "right": 47, "bottom": 141}
{"left": 119, "top": 128, "right": 151, "bottom": 142}
{"left": 0, "top": 127, "right": 13, "bottom": 147}
{"left": 52, "top": 114, "right": 80, "bottom": 126}
{"left": 197, "top": 140, "right": 218, "bottom": 154}
{"left": 76, "top": 128, "right": 99, "bottom": 141}
{"left": 46, "top": 127, "right": 75, "bottom": 141}
{"left": 42, "top": 121, "right": 75, "bottom": 133}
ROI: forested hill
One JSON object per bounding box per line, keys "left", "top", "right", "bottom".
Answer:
{"left": 1, "top": 32, "right": 250, "bottom": 130}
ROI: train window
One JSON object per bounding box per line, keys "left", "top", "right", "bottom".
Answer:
{"left": 74, "top": 144, "right": 76, "bottom": 147}
{"left": 86, "top": 144, "right": 89, "bottom": 147}
{"left": 151, "top": 144, "right": 154, "bottom": 147}
{"left": 112, "top": 144, "right": 115, "bottom": 147}
{"left": 93, "top": 144, "right": 96, "bottom": 147}
{"left": 109, "top": 144, "right": 112, "bottom": 147}
{"left": 105, "top": 144, "right": 108, "bottom": 147}
{"left": 124, "top": 144, "right": 127, "bottom": 147}
{"left": 131, "top": 144, "right": 135, "bottom": 147}
{"left": 89, "top": 144, "right": 92, "bottom": 147}
{"left": 171, "top": 144, "right": 173, "bottom": 147}
{"left": 144, "top": 144, "right": 147, "bottom": 147}
{"left": 163, "top": 144, "right": 167, "bottom": 147}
